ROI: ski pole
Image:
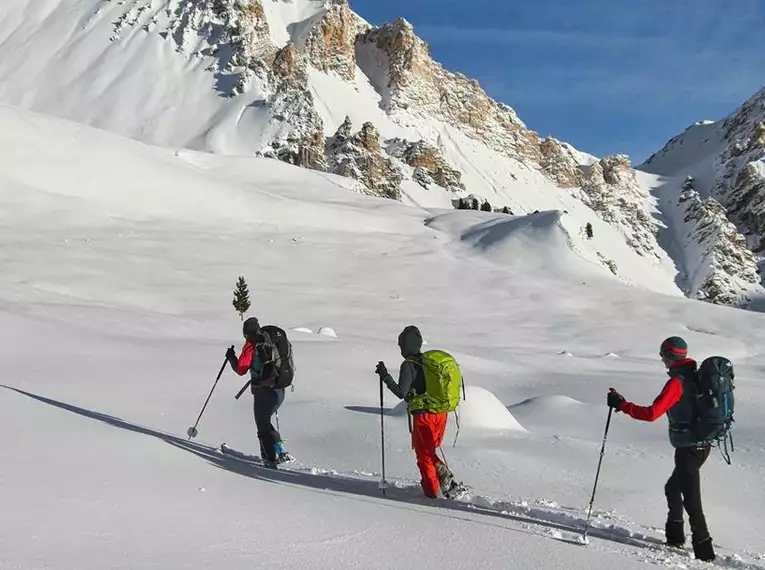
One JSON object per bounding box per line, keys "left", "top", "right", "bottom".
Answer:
{"left": 187, "top": 347, "right": 233, "bottom": 439}
{"left": 379, "top": 377, "right": 388, "bottom": 496}
{"left": 583, "top": 407, "right": 613, "bottom": 541}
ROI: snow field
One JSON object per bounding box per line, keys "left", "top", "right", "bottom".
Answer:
{"left": 1, "top": 104, "right": 765, "bottom": 569}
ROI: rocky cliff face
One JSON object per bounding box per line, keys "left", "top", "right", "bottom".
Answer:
{"left": 299, "top": 1, "right": 369, "bottom": 80}
{"left": 579, "top": 155, "right": 663, "bottom": 259}
{"left": 354, "top": 18, "right": 583, "bottom": 187}
{"left": 714, "top": 98, "right": 765, "bottom": 255}
{"left": 678, "top": 177, "right": 761, "bottom": 306}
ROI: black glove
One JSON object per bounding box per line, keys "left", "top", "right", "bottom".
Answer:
{"left": 607, "top": 389, "right": 625, "bottom": 412}
{"left": 226, "top": 346, "right": 237, "bottom": 367}
{"left": 375, "top": 361, "right": 388, "bottom": 378}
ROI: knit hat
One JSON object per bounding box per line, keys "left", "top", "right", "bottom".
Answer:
{"left": 660, "top": 336, "right": 688, "bottom": 361}
{"left": 242, "top": 317, "right": 261, "bottom": 338}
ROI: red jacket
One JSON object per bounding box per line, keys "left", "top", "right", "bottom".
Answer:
{"left": 234, "top": 341, "right": 254, "bottom": 376}
{"left": 620, "top": 359, "right": 695, "bottom": 422}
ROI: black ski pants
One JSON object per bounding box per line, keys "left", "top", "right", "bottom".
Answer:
{"left": 253, "top": 387, "right": 285, "bottom": 462}
{"left": 665, "top": 444, "right": 711, "bottom": 543}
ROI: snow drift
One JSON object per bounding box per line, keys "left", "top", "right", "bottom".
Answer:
{"left": 392, "top": 385, "right": 527, "bottom": 433}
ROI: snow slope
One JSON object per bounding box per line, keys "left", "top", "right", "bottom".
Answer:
{"left": 4, "top": 0, "right": 729, "bottom": 307}
{"left": 2, "top": 104, "right": 765, "bottom": 569}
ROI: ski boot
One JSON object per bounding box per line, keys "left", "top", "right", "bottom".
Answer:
{"left": 274, "top": 441, "right": 295, "bottom": 464}
{"left": 692, "top": 537, "right": 715, "bottom": 562}
{"left": 665, "top": 520, "right": 685, "bottom": 549}
{"left": 261, "top": 457, "right": 279, "bottom": 469}
{"left": 436, "top": 464, "right": 468, "bottom": 500}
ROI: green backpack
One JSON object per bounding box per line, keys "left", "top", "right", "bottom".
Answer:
{"left": 407, "top": 350, "right": 463, "bottom": 414}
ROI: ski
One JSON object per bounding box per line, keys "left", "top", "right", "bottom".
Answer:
{"left": 219, "top": 443, "right": 297, "bottom": 470}
{"left": 220, "top": 443, "right": 263, "bottom": 464}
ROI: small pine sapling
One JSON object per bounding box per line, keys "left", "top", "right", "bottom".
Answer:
{"left": 481, "top": 201, "right": 492, "bottom": 212}
{"left": 586, "top": 222, "right": 594, "bottom": 240}
{"left": 232, "top": 276, "right": 251, "bottom": 321}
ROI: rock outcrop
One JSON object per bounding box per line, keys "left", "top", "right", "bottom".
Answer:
{"left": 299, "top": 1, "right": 369, "bottom": 80}
{"left": 679, "top": 177, "right": 761, "bottom": 305}
{"left": 579, "top": 155, "right": 662, "bottom": 259}
{"left": 326, "top": 119, "right": 403, "bottom": 199}
{"left": 713, "top": 97, "right": 765, "bottom": 254}
{"left": 386, "top": 139, "right": 465, "bottom": 191}
{"left": 354, "top": 18, "right": 582, "bottom": 186}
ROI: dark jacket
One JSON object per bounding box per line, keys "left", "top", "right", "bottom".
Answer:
{"left": 381, "top": 326, "right": 427, "bottom": 410}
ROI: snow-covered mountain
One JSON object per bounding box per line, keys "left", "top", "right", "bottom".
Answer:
{"left": 0, "top": 0, "right": 586, "bottom": 201}
{"left": 642, "top": 87, "right": 765, "bottom": 308}
{"left": 1, "top": 0, "right": 763, "bottom": 309}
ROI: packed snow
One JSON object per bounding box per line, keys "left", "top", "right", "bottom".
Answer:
{"left": 1, "top": 105, "right": 765, "bottom": 570}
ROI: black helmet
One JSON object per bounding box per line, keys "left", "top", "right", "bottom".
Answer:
{"left": 243, "top": 317, "right": 261, "bottom": 338}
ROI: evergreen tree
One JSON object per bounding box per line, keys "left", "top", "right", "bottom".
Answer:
{"left": 472, "top": 198, "right": 479, "bottom": 210}
{"left": 585, "top": 222, "right": 594, "bottom": 240}
{"left": 501, "top": 206, "right": 512, "bottom": 215}
{"left": 232, "top": 276, "right": 251, "bottom": 321}
{"left": 457, "top": 197, "right": 467, "bottom": 210}
{"left": 481, "top": 201, "right": 492, "bottom": 212}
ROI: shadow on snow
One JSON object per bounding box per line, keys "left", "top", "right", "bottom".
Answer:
{"left": 4, "top": 384, "right": 763, "bottom": 568}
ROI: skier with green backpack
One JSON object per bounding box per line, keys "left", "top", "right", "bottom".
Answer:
{"left": 375, "top": 325, "right": 466, "bottom": 499}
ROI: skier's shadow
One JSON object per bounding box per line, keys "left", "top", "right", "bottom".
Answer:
{"left": 2, "top": 385, "right": 727, "bottom": 556}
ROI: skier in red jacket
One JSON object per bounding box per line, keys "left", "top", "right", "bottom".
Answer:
{"left": 226, "top": 317, "right": 293, "bottom": 468}
{"left": 607, "top": 337, "right": 715, "bottom": 562}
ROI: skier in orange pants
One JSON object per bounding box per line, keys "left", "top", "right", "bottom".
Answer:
{"left": 376, "top": 325, "right": 461, "bottom": 498}
{"left": 411, "top": 412, "right": 449, "bottom": 497}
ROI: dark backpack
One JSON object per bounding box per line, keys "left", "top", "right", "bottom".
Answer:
{"left": 693, "top": 356, "right": 735, "bottom": 455}
{"left": 257, "top": 325, "right": 294, "bottom": 390}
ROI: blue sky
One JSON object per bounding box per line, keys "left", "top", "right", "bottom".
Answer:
{"left": 350, "top": 0, "right": 765, "bottom": 163}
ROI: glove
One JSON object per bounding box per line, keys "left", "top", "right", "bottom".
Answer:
{"left": 607, "top": 389, "right": 625, "bottom": 412}
{"left": 375, "top": 361, "right": 388, "bottom": 377}
{"left": 226, "top": 346, "right": 237, "bottom": 366}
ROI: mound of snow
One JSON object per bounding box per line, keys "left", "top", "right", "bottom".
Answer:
{"left": 292, "top": 327, "right": 313, "bottom": 334}
{"left": 318, "top": 326, "right": 338, "bottom": 338}
{"left": 392, "top": 385, "right": 527, "bottom": 432}
{"left": 426, "top": 210, "right": 681, "bottom": 295}
{"left": 509, "top": 395, "right": 585, "bottom": 413}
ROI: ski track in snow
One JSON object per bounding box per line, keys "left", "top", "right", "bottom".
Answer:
{"left": 4, "top": 382, "right": 763, "bottom": 570}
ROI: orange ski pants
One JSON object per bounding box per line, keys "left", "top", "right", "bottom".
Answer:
{"left": 411, "top": 412, "right": 448, "bottom": 498}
